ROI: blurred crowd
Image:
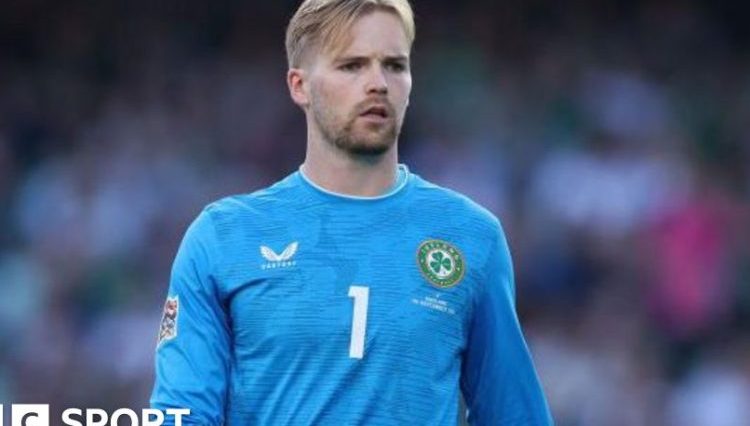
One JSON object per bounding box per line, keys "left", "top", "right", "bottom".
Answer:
{"left": 1, "top": 1, "right": 749, "bottom": 425}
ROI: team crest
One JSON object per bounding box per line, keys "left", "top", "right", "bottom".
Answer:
{"left": 417, "top": 239, "right": 466, "bottom": 288}
{"left": 157, "top": 296, "right": 179, "bottom": 346}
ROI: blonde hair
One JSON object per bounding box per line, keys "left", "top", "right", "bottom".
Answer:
{"left": 285, "top": 0, "right": 415, "bottom": 68}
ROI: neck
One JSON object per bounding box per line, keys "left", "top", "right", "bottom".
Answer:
{"left": 302, "top": 127, "right": 399, "bottom": 197}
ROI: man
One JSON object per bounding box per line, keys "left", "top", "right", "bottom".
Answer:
{"left": 151, "top": 1, "right": 553, "bottom": 424}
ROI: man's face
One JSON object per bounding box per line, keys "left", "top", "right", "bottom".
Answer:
{"left": 305, "top": 10, "right": 412, "bottom": 156}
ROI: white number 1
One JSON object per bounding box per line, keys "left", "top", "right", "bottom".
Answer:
{"left": 348, "top": 286, "right": 369, "bottom": 359}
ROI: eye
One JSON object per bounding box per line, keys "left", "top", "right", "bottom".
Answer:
{"left": 339, "top": 62, "right": 362, "bottom": 72}
{"left": 385, "top": 61, "right": 407, "bottom": 72}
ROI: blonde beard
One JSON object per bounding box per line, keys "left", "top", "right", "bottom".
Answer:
{"left": 310, "top": 99, "right": 399, "bottom": 156}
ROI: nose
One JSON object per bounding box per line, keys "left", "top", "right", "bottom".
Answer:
{"left": 365, "top": 65, "right": 388, "bottom": 95}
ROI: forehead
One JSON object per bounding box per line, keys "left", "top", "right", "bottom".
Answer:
{"left": 326, "top": 10, "right": 411, "bottom": 60}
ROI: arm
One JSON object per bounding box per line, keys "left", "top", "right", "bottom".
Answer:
{"left": 150, "top": 209, "right": 231, "bottom": 426}
{"left": 460, "top": 221, "right": 553, "bottom": 425}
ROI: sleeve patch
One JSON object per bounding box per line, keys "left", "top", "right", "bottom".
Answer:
{"left": 157, "top": 296, "right": 179, "bottom": 347}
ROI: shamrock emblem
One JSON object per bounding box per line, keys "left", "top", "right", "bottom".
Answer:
{"left": 430, "top": 251, "right": 452, "bottom": 275}
{"left": 417, "top": 240, "right": 466, "bottom": 288}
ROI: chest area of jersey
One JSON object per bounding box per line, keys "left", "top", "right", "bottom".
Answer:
{"left": 223, "top": 235, "right": 474, "bottom": 362}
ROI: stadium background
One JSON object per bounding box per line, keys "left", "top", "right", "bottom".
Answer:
{"left": 1, "top": 1, "right": 749, "bottom": 424}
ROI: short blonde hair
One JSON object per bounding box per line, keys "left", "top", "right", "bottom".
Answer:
{"left": 285, "top": 0, "right": 415, "bottom": 68}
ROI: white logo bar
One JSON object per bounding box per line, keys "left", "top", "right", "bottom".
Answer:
{"left": 0, "top": 406, "right": 189, "bottom": 426}
{"left": 11, "top": 405, "right": 49, "bottom": 426}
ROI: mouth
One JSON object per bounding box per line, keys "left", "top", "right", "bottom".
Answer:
{"left": 360, "top": 105, "right": 390, "bottom": 119}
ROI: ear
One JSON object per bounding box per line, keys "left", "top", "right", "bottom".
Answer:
{"left": 287, "top": 68, "right": 310, "bottom": 108}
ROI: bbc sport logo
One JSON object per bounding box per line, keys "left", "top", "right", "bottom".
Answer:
{"left": 0, "top": 405, "right": 190, "bottom": 426}
{"left": 5, "top": 405, "right": 49, "bottom": 426}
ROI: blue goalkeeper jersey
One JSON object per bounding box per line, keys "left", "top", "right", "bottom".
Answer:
{"left": 151, "top": 164, "right": 552, "bottom": 425}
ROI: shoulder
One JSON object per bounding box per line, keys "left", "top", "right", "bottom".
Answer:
{"left": 177, "top": 172, "right": 304, "bottom": 270}
{"left": 177, "top": 172, "right": 307, "bottom": 256}
{"left": 200, "top": 172, "right": 303, "bottom": 225}
{"left": 409, "top": 173, "right": 504, "bottom": 238}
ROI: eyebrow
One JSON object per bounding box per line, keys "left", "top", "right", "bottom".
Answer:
{"left": 335, "top": 55, "right": 409, "bottom": 63}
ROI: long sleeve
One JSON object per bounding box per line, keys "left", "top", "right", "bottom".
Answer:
{"left": 460, "top": 221, "right": 553, "bottom": 425}
{"left": 150, "top": 209, "right": 231, "bottom": 426}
